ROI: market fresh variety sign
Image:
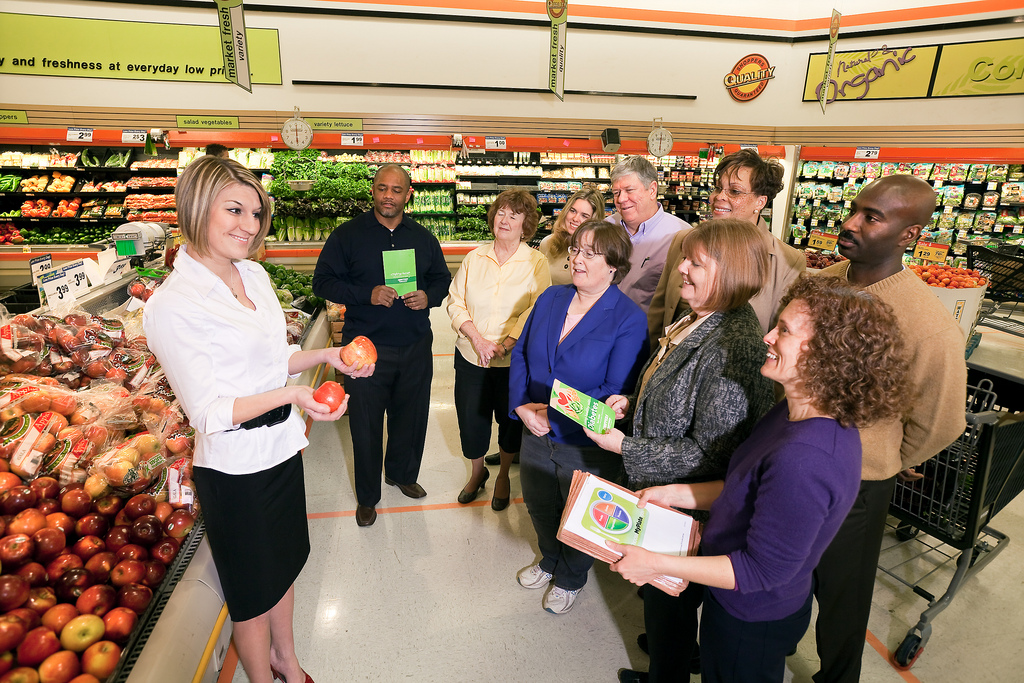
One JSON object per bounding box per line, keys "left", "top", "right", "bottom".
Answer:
{"left": 803, "top": 37, "right": 1023, "bottom": 102}
{"left": 214, "top": 0, "right": 252, "bottom": 92}
{"left": 724, "top": 54, "right": 775, "bottom": 102}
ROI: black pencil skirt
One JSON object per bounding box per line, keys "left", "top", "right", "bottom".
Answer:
{"left": 193, "top": 453, "right": 311, "bottom": 622}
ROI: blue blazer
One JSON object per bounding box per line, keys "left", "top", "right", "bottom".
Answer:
{"left": 509, "top": 284, "right": 650, "bottom": 446}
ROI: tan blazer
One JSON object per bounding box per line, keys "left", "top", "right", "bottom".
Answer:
{"left": 647, "top": 222, "right": 805, "bottom": 340}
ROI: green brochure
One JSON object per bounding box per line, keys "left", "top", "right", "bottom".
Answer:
{"left": 383, "top": 249, "right": 417, "bottom": 296}
{"left": 549, "top": 379, "right": 616, "bottom": 434}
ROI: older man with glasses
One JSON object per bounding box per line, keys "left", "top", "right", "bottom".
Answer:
{"left": 648, "top": 149, "right": 805, "bottom": 340}
{"left": 607, "top": 156, "right": 690, "bottom": 313}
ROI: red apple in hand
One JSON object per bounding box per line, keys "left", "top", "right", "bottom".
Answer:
{"left": 16, "top": 626, "right": 60, "bottom": 666}
{"left": 81, "top": 640, "right": 120, "bottom": 680}
{"left": 312, "top": 381, "right": 346, "bottom": 411}
{"left": 101, "top": 608, "right": 136, "bottom": 643}
{"left": 341, "top": 336, "right": 377, "bottom": 369}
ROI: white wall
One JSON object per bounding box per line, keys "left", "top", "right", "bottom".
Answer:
{"left": 1, "top": 1, "right": 1021, "bottom": 130}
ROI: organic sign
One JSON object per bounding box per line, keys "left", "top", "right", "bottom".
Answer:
{"left": 0, "top": 13, "right": 281, "bottom": 84}
{"left": 803, "top": 37, "right": 1022, "bottom": 102}
{"left": 724, "top": 54, "right": 775, "bottom": 102}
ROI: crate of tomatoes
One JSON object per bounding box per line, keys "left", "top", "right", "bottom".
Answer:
{"left": 908, "top": 264, "right": 988, "bottom": 340}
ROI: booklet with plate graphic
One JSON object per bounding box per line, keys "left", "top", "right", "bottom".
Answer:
{"left": 556, "top": 470, "right": 700, "bottom": 593}
{"left": 382, "top": 248, "right": 417, "bottom": 296}
{"left": 549, "top": 379, "right": 616, "bottom": 434}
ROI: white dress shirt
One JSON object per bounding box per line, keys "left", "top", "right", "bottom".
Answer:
{"left": 142, "top": 245, "right": 307, "bottom": 475}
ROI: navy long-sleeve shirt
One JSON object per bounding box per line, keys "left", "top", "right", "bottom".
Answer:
{"left": 312, "top": 211, "right": 451, "bottom": 347}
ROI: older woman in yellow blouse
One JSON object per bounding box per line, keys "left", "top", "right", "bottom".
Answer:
{"left": 447, "top": 189, "right": 551, "bottom": 509}
{"left": 538, "top": 186, "right": 606, "bottom": 285}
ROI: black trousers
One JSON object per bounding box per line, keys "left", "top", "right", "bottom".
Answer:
{"left": 453, "top": 352, "right": 521, "bottom": 460}
{"left": 345, "top": 333, "right": 433, "bottom": 506}
{"left": 812, "top": 476, "right": 896, "bottom": 683}
{"left": 644, "top": 578, "right": 704, "bottom": 683}
{"left": 700, "top": 588, "right": 813, "bottom": 683}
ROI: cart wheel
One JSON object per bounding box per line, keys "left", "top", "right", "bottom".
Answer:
{"left": 895, "top": 523, "right": 919, "bottom": 542}
{"left": 893, "top": 634, "right": 924, "bottom": 670}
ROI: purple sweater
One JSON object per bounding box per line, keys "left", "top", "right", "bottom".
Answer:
{"left": 702, "top": 402, "right": 861, "bottom": 622}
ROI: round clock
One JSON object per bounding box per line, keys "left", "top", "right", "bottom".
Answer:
{"left": 647, "top": 126, "right": 674, "bottom": 158}
{"left": 281, "top": 115, "right": 313, "bottom": 151}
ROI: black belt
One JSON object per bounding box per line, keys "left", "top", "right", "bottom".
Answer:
{"left": 240, "top": 405, "right": 291, "bottom": 430}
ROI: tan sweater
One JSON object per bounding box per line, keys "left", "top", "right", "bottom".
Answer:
{"left": 820, "top": 262, "right": 967, "bottom": 480}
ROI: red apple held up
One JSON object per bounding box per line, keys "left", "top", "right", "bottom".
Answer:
{"left": 340, "top": 335, "right": 377, "bottom": 369}
{"left": 312, "top": 381, "right": 346, "bottom": 412}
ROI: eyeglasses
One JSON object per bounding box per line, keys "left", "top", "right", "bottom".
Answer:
{"left": 569, "top": 246, "right": 602, "bottom": 260}
{"left": 710, "top": 186, "right": 755, "bottom": 200}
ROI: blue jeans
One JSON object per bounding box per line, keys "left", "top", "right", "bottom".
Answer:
{"left": 519, "top": 429, "right": 624, "bottom": 591}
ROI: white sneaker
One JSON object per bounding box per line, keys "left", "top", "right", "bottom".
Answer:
{"left": 517, "top": 564, "right": 553, "bottom": 589}
{"left": 543, "top": 585, "right": 581, "bottom": 614}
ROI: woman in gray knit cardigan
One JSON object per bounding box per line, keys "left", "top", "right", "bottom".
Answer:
{"left": 587, "top": 219, "right": 776, "bottom": 683}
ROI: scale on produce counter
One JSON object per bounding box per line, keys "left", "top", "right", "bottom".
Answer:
{"left": 110, "top": 221, "right": 169, "bottom": 267}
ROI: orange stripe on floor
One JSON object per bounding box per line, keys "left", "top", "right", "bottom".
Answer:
{"left": 216, "top": 642, "right": 239, "bottom": 683}
{"left": 866, "top": 629, "right": 923, "bottom": 682}
{"left": 308, "top": 497, "right": 524, "bottom": 518}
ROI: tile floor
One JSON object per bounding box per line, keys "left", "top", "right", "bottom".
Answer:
{"left": 227, "top": 308, "right": 1024, "bottom": 683}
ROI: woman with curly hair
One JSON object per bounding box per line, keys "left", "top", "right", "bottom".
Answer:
{"left": 607, "top": 274, "right": 909, "bottom": 683}
{"left": 538, "top": 186, "right": 607, "bottom": 285}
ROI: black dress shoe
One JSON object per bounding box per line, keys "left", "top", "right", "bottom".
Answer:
{"left": 457, "top": 469, "right": 489, "bottom": 504}
{"left": 355, "top": 505, "right": 376, "bottom": 527}
{"left": 617, "top": 669, "right": 648, "bottom": 683}
{"left": 484, "top": 451, "right": 520, "bottom": 465}
{"left": 384, "top": 476, "right": 427, "bottom": 498}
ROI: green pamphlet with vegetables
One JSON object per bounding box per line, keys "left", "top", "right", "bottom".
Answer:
{"left": 549, "top": 379, "right": 616, "bottom": 434}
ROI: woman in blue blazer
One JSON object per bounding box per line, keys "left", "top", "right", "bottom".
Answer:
{"left": 509, "top": 219, "right": 649, "bottom": 615}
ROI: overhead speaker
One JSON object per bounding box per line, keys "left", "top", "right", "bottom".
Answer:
{"left": 601, "top": 128, "right": 621, "bottom": 153}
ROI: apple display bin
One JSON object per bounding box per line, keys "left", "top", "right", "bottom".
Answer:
{"left": 13, "top": 262, "right": 333, "bottom": 682}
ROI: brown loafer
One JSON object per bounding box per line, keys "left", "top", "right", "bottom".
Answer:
{"left": 384, "top": 476, "right": 427, "bottom": 499}
{"left": 355, "top": 505, "right": 377, "bottom": 526}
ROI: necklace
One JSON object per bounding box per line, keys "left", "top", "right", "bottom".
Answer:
{"left": 228, "top": 266, "right": 240, "bottom": 299}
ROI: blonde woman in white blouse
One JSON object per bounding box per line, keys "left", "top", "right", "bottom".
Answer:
{"left": 144, "top": 156, "right": 372, "bottom": 683}
{"left": 447, "top": 189, "right": 550, "bottom": 510}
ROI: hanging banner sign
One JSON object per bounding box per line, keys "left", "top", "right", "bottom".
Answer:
{"left": 819, "top": 10, "right": 841, "bottom": 114}
{"left": 547, "top": 1, "right": 568, "bottom": 101}
{"left": 214, "top": 0, "right": 251, "bottom": 92}
{"left": 0, "top": 13, "right": 280, "bottom": 84}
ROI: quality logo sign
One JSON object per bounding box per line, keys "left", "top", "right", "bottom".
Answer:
{"left": 724, "top": 53, "right": 776, "bottom": 102}
{"left": 546, "top": 0, "right": 567, "bottom": 20}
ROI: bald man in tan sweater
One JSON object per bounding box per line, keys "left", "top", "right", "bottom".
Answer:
{"left": 814, "top": 175, "right": 966, "bottom": 683}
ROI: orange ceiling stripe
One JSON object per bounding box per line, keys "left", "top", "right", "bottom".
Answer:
{"left": 313, "top": 0, "right": 1023, "bottom": 32}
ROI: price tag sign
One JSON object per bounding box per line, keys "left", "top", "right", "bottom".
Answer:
{"left": 61, "top": 260, "right": 90, "bottom": 297}
{"left": 934, "top": 180, "right": 943, "bottom": 188}
{"left": 29, "top": 254, "right": 52, "bottom": 285}
{"left": 105, "top": 258, "right": 132, "bottom": 283}
{"left": 1014, "top": 225, "right": 1023, "bottom": 234}
{"left": 914, "top": 240, "right": 950, "bottom": 263}
{"left": 854, "top": 146, "right": 880, "bottom": 160}
{"left": 808, "top": 230, "right": 839, "bottom": 251}
{"left": 121, "top": 129, "right": 147, "bottom": 144}
{"left": 341, "top": 133, "right": 363, "bottom": 146}
{"left": 485, "top": 136, "right": 507, "bottom": 150}
{"left": 66, "top": 127, "right": 93, "bottom": 143}
{"left": 39, "top": 269, "right": 76, "bottom": 306}
{"left": 988, "top": 182, "right": 997, "bottom": 191}
{"left": 810, "top": 219, "right": 819, "bottom": 227}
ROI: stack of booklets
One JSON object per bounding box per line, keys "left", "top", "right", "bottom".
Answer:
{"left": 556, "top": 470, "right": 700, "bottom": 594}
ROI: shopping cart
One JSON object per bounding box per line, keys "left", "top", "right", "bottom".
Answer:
{"left": 967, "top": 245, "right": 1024, "bottom": 338}
{"left": 878, "top": 380, "right": 1024, "bottom": 669}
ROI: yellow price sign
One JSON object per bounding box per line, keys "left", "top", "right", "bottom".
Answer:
{"left": 808, "top": 230, "right": 839, "bottom": 251}
{"left": 914, "top": 240, "right": 950, "bottom": 263}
